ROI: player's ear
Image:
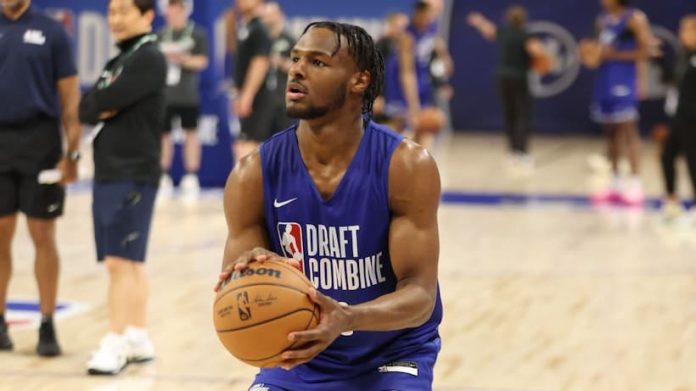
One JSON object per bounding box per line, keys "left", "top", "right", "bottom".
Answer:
{"left": 350, "top": 71, "right": 370, "bottom": 95}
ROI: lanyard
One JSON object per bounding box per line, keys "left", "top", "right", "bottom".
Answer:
{"left": 97, "top": 33, "right": 157, "bottom": 89}
{"left": 162, "top": 23, "right": 194, "bottom": 43}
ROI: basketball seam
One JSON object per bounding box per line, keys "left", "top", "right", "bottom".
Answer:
{"left": 217, "top": 307, "right": 314, "bottom": 334}
{"left": 214, "top": 282, "right": 308, "bottom": 305}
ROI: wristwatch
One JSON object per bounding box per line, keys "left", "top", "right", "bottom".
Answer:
{"left": 65, "top": 150, "right": 81, "bottom": 162}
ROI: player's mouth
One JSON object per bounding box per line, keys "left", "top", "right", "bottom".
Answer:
{"left": 286, "top": 82, "right": 308, "bottom": 101}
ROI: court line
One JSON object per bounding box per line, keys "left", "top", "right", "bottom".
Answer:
{"left": 0, "top": 368, "right": 248, "bottom": 385}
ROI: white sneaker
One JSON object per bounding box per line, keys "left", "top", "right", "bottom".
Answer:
{"left": 662, "top": 199, "right": 684, "bottom": 222}
{"left": 158, "top": 174, "right": 174, "bottom": 202}
{"left": 180, "top": 173, "right": 200, "bottom": 201}
{"left": 621, "top": 177, "right": 644, "bottom": 206}
{"left": 124, "top": 326, "right": 155, "bottom": 363}
{"left": 87, "top": 333, "right": 128, "bottom": 375}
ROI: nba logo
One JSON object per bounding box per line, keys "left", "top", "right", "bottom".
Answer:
{"left": 277, "top": 222, "right": 304, "bottom": 272}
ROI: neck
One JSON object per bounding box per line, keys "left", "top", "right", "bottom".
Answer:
{"left": 2, "top": 1, "right": 30, "bottom": 20}
{"left": 242, "top": 9, "right": 257, "bottom": 22}
{"left": 118, "top": 29, "right": 152, "bottom": 44}
{"left": 607, "top": 5, "right": 625, "bottom": 15}
{"left": 296, "top": 107, "right": 364, "bottom": 164}
{"left": 171, "top": 20, "right": 188, "bottom": 30}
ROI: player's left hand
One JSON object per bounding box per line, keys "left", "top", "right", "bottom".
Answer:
{"left": 278, "top": 288, "right": 353, "bottom": 370}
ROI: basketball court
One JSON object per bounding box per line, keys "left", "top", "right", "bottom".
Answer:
{"left": 1, "top": 133, "right": 695, "bottom": 391}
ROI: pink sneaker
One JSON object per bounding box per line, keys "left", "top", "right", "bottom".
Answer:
{"left": 621, "top": 180, "right": 644, "bottom": 206}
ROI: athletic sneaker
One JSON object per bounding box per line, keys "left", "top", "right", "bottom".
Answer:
{"left": 590, "top": 176, "right": 621, "bottom": 203}
{"left": 0, "top": 321, "right": 12, "bottom": 351}
{"left": 157, "top": 174, "right": 174, "bottom": 202}
{"left": 124, "top": 326, "right": 155, "bottom": 363}
{"left": 621, "top": 178, "right": 644, "bottom": 206}
{"left": 87, "top": 333, "right": 128, "bottom": 375}
{"left": 36, "top": 318, "right": 61, "bottom": 357}
{"left": 661, "top": 199, "right": 684, "bottom": 222}
{"left": 180, "top": 173, "right": 200, "bottom": 201}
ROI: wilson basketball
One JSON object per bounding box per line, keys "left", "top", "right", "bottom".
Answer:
{"left": 213, "top": 260, "right": 319, "bottom": 368}
{"left": 415, "top": 107, "right": 446, "bottom": 134}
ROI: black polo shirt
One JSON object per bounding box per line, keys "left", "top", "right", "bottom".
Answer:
{"left": 234, "top": 17, "right": 271, "bottom": 91}
{"left": 0, "top": 6, "right": 76, "bottom": 124}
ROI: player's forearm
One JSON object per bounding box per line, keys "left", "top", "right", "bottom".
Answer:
{"left": 240, "top": 56, "right": 270, "bottom": 102}
{"left": 605, "top": 48, "right": 648, "bottom": 62}
{"left": 182, "top": 54, "right": 209, "bottom": 71}
{"left": 346, "top": 280, "right": 436, "bottom": 332}
{"left": 400, "top": 72, "right": 421, "bottom": 116}
{"left": 61, "top": 109, "right": 81, "bottom": 153}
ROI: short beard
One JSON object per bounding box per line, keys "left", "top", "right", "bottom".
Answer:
{"left": 286, "top": 81, "right": 347, "bottom": 120}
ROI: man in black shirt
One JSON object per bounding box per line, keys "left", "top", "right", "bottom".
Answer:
{"left": 0, "top": 0, "right": 81, "bottom": 356}
{"left": 261, "top": 2, "right": 295, "bottom": 134}
{"left": 78, "top": 0, "right": 166, "bottom": 376}
{"left": 661, "top": 15, "right": 696, "bottom": 221}
{"left": 232, "top": 0, "right": 272, "bottom": 162}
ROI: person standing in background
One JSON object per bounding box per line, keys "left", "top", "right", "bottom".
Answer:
{"left": 0, "top": 0, "right": 81, "bottom": 357}
{"left": 373, "top": 11, "right": 408, "bottom": 127}
{"left": 580, "top": 0, "right": 654, "bottom": 205}
{"left": 660, "top": 15, "right": 696, "bottom": 222}
{"left": 231, "top": 0, "right": 272, "bottom": 162}
{"left": 261, "top": 2, "right": 295, "bottom": 134}
{"left": 468, "top": 6, "right": 548, "bottom": 174}
{"left": 79, "top": 0, "right": 166, "bottom": 375}
{"left": 158, "top": 0, "right": 209, "bottom": 202}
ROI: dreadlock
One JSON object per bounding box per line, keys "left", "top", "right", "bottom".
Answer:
{"left": 301, "top": 21, "right": 384, "bottom": 119}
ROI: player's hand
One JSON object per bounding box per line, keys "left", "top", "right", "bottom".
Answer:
{"left": 214, "top": 248, "right": 300, "bottom": 292}
{"left": 277, "top": 288, "right": 353, "bottom": 370}
{"left": 234, "top": 94, "right": 253, "bottom": 118}
{"left": 56, "top": 158, "right": 77, "bottom": 185}
{"left": 98, "top": 110, "right": 118, "bottom": 120}
{"left": 466, "top": 12, "right": 483, "bottom": 27}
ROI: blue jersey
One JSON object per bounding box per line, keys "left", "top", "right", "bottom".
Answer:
{"left": 258, "top": 120, "right": 442, "bottom": 383}
{"left": 384, "top": 24, "right": 438, "bottom": 114}
{"left": 593, "top": 9, "right": 638, "bottom": 104}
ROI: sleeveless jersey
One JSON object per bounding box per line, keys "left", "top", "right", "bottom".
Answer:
{"left": 258, "top": 120, "right": 443, "bottom": 382}
{"left": 593, "top": 9, "right": 638, "bottom": 104}
{"left": 384, "top": 23, "right": 438, "bottom": 112}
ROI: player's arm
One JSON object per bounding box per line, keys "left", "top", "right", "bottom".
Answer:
{"left": 79, "top": 49, "right": 167, "bottom": 119}
{"left": 180, "top": 29, "right": 209, "bottom": 71}
{"left": 236, "top": 27, "right": 271, "bottom": 118}
{"left": 55, "top": 75, "right": 81, "bottom": 183}
{"left": 279, "top": 141, "right": 440, "bottom": 369}
{"left": 396, "top": 33, "right": 421, "bottom": 119}
{"left": 603, "top": 11, "right": 653, "bottom": 62}
{"left": 215, "top": 151, "right": 286, "bottom": 291}
{"left": 434, "top": 37, "right": 454, "bottom": 78}
{"left": 467, "top": 11, "right": 497, "bottom": 41}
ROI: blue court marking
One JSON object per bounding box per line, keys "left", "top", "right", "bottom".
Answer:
{"left": 440, "top": 191, "right": 674, "bottom": 210}
{"left": 7, "top": 301, "right": 68, "bottom": 312}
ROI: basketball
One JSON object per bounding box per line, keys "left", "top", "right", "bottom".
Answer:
{"left": 531, "top": 53, "right": 553, "bottom": 75}
{"left": 213, "top": 260, "right": 319, "bottom": 368}
{"left": 415, "top": 107, "right": 446, "bottom": 134}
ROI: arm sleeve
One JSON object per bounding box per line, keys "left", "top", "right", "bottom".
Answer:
{"left": 78, "top": 47, "right": 167, "bottom": 120}
{"left": 52, "top": 24, "right": 77, "bottom": 79}
{"left": 193, "top": 28, "right": 209, "bottom": 57}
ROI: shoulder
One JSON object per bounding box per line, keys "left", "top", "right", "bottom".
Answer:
{"left": 628, "top": 9, "right": 648, "bottom": 27}
{"left": 229, "top": 148, "right": 263, "bottom": 189}
{"left": 390, "top": 139, "right": 438, "bottom": 177}
{"left": 388, "top": 139, "right": 441, "bottom": 211}
{"left": 139, "top": 42, "right": 167, "bottom": 65}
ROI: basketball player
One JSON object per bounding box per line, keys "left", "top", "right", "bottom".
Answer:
{"left": 78, "top": 0, "right": 166, "bottom": 375}
{"left": 216, "top": 21, "right": 442, "bottom": 390}
{"left": 583, "top": 0, "right": 654, "bottom": 204}
{"left": 661, "top": 15, "right": 696, "bottom": 221}
{"left": 0, "top": 0, "right": 80, "bottom": 356}
{"left": 383, "top": 0, "right": 452, "bottom": 144}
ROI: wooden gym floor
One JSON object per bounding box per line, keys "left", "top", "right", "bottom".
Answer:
{"left": 1, "top": 133, "right": 696, "bottom": 391}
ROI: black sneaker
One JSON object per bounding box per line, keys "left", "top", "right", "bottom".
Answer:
{"left": 37, "top": 319, "right": 61, "bottom": 357}
{"left": 0, "top": 322, "right": 12, "bottom": 351}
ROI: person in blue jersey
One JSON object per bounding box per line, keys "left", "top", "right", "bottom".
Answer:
{"left": 383, "top": 0, "right": 452, "bottom": 145}
{"left": 216, "top": 21, "right": 442, "bottom": 391}
{"left": 580, "top": 0, "right": 654, "bottom": 205}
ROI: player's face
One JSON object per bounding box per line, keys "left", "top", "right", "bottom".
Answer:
{"left": 413, "top": 9, "right": 433, "bottom": 31}
{"left": 108, "top": 0, "right": 153, "bottom": 42}
{"left": 680, "top": 19, "right": 696, "bottom": 50}
{"left": 601, "top": 0, "right": 619, "bottom": 10}
{"left": 165, "top": 3, "right": 187, "bottom": 28}
{"left": 286, "top": 28, "right": 356, "bottom": 120}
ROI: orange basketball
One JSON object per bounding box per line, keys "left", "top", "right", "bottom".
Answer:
{"left": 415, "top": 107, "right": 446, "bottom": 134}
{"left": 213, "top": 260, "right": 319, "bottom": 368}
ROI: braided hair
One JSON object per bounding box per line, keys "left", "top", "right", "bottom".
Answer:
{"left": 301, "top": 21, "right": 384, "bottom": 119}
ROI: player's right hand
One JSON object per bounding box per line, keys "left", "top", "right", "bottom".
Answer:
{"left": 215, "top": 248, "right": 301, "bottom": 292}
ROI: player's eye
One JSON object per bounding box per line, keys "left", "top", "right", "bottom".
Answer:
{"left": 291, "top": 57, "right": 300, "bottom": 63}
{"left": 312, "top": 59, "right": 326, "bottom": 67}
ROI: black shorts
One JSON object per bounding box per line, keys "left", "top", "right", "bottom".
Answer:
{"left": 0, "top": 118, "right": 63, "bottom": 219}
{"left": 92, "top": 181, "right": 158, "bottom": 262}
{"left": 239, "top": 92, "right": 275, "bottom": 142}
{"left": 163, "top": 104, "right": 200, "bottom": 132}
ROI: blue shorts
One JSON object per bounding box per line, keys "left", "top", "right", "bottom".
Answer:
{"left": 591, "top": 100, "right": 639, "bottom": 124}
{"left": 249, "top": 338, "right": 439, "bottom": 391}
{"left": 92, "top": 181, "right": 157, "bottom": 262}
